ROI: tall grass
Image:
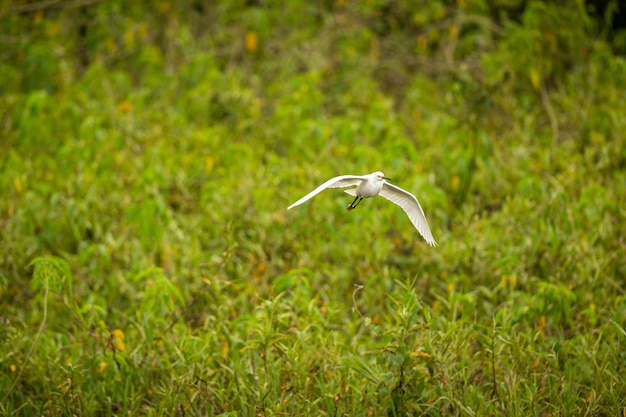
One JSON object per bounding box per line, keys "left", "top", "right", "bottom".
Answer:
{"left": 1, "top": 1, "right": 625, "bottom": 415}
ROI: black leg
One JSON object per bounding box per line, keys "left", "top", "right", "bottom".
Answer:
{"left": 347, "top": 196, "right": 363, "bottom": 211}
{"left": 347, "top": 195, "right": 360, "bottom": 211}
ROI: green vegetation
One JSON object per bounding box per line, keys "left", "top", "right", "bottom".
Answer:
{"left": 1, "top": 0, "right": 625, "bottom": 415}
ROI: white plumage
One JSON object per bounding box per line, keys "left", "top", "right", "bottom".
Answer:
{"left": 288, "top": 171, "right": 437, "bottom": 246}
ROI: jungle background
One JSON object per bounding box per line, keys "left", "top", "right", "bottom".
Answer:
{"left": 1, "top": 0, "right": 626, "bottom": 415}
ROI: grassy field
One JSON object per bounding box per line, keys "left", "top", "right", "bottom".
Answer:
{"left": 1, "top": 1, "right": 626, "bottom": 415}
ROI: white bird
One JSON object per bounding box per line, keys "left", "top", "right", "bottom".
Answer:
{"left": 288, "top": 171, "right": 437, "bottom": 246}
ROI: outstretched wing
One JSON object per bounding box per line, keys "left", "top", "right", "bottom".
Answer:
{"left": 288, "top": 175, "right": 365, "bottom": 210}
{"left": 379, "top": 182, "right": 437, "bottom": 246}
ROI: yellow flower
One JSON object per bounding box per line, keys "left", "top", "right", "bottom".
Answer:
{"left": 119, "top": 100, "right": 132, "bottom": 114}
{"left": 410, "top": 351, "right": 432, "bottom": 359}
{"left": 113, "top": 329, "right": 125, "bottom": 351}
{"left": 245, "top": 32, "right": 258, "bottom": 53}
{"left": 14, "top": 178, "right": 23, "bottom": 194}
{"left": 451, "top": 176, "right": 460, "bottom": 191}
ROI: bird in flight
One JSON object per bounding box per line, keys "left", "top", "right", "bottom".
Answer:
{"left": 288, "top": 171, "right": 437, "bottom": 246}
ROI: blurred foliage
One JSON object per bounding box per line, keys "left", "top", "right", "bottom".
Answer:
{"left": 1, "top": 0, "right": 625, "bottom": 415}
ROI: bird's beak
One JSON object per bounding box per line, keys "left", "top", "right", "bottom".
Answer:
{"left": 383, "top": 176, "right": 391, "bottom": 181}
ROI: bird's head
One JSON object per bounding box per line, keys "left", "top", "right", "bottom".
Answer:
{"left": 373, "top": 171, "right": 391, "bottom": 181}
